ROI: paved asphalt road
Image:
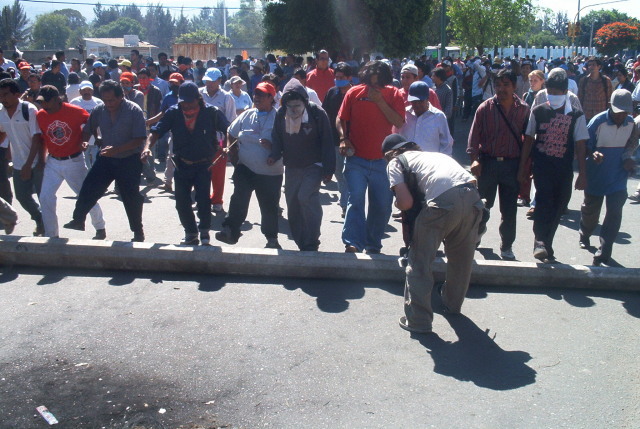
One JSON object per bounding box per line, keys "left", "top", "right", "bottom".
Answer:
{"left": 1, "top": 116, "right": 639, "bottom": 428}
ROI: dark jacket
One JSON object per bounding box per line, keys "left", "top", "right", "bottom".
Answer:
{"left": 135, "top": 83, "right": 163, "bottom": 119}
{"left": 270, "top": 79, "right": 335, "bottom": 176}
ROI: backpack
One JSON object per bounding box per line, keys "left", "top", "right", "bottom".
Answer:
{"left": 396, "top": 153, "right": 425, "bottom": 248}
{"left": 20, "top": 102, "right": 29, "bottom": 121}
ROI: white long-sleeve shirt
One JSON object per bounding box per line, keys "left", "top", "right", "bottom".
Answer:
{"left": 394, "top": 104, "right": 453, "bottom": 155}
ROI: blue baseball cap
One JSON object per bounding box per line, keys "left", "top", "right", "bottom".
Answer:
{"left": 407, "top": 81, "right": 429, "bottom": 102}
{"left": 202, "top": 67, "right": 222, "bottom": 82}
{"left": 92, "top": 61, "right": 106, "bottom": 68}
{"left": 178, "top": 82, "right": 199, "bottom": 103}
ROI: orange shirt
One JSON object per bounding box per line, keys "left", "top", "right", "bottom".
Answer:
{"left": 306, "top": 67, "right": 335, "bottom": 103}
{"left": 37, "top": 103, "right": 90, "bottom": 158}
{"left": 338, "top": 84, "right": 405, "bottom": 160}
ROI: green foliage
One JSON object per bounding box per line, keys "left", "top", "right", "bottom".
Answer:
{"left": 31, "top": 13, "right": 70, "bottom": 50}
{"left": 144, "top": 4, "right": 174, "bottom": 49}
{"left": 94, "top": 17, "right": 144, "bottom": 39}
{"left": 227, "top": 0, "right": 264, "bottom": 48}
{"left": 52, "top": 9, "right": 86, "bottom": 31}
{"left": 174, "top": 9, "right": 190, "bottom": 42}
{"left": 174, "top": 29, "right": 231, "bottom": 48}
{"left": 264, "top": 0, "right": 434, "bottom": 57}
{"left": 0, "top": 0, "right": 30, "bottom": 49}
{"left": 448, "top": 0, "right": 535, "bottom": 54}
{"left": 575, "top": 9, "right": 640, "bottom": 47}
{"left": 93, "top": 3, "right": 120, "bottom": 28}
{"left": 191, "top": 1, "right": 227, "bottom": 35}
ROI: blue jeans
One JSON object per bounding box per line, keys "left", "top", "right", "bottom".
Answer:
{"left": 342, "top": 155, "right": 393, "bottom": 252}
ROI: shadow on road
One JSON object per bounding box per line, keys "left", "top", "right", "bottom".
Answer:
{"left": 412, "top": 313, "right": 537, "bottom": 391}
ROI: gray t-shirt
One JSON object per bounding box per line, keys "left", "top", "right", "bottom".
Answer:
{"left": 84, "top": 99, "right": 147, "bottom": 158}
{"left": 228, "top": 108, "right": 283, "bottom": 176}
{"left": 387, "top": 151, "right": 474, "bottom": 203}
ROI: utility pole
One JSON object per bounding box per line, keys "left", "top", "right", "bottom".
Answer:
{"left": 440, "top": 0, "right": 446, "bottom": 60}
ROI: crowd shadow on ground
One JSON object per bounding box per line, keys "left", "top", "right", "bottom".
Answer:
{"left": 0, "top": 266, "right": 638, "bottom": 320}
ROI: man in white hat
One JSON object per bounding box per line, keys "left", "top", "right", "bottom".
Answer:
{"left": 69, "top": 80, "right": 104, "bottom": 168}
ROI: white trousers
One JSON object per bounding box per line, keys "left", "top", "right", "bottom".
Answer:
{"left": 40, "top": 154, "right": 105, "bottom": 237}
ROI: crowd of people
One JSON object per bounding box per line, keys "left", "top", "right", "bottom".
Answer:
{"left": 0, "top": 46, "right": 638, "bottom": 333}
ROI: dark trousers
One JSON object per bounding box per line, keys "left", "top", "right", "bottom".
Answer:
{"left": 174, "top": 159, "right": 212, "bottom": 235}
{"left": 580, "top": 190, "right": 627, "bottom": 260}
{"left": 73, "top": 153, "right": 144, "bottom": 233}
{"left": 463, "top": 89, "right": 472, "bottom": 119}
{"left": 0, "top": 147, "right": 13, "bottom": 204}
{"left": 12, "top": 168, "right": 43, "bottom": 224}
{"left": 532, "top": 168, "right": 573, "bottom": 258}
{"left": 285, "top": 164, "right": 323, "bottom": 251}
{"left": 477, "top": 157, "right": 519, "bottom": 250}
{"left": 222, "top": 163, "right": 282, "bottom": 239}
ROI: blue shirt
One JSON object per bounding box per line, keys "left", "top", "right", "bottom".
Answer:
{"left": 585, "top": 110, "right": 638, "bottom": 196}
{"left": 160, "top": 92, "right": 178, "bottom": 113}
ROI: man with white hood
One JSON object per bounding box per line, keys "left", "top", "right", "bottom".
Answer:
{"left": 268, "top": 78, "right": 335, "bottom": 251}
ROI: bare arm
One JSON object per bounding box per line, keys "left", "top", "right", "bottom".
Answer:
{"left": 368, "top": 87, "right": 404, "bottom": 128}
{"left": 392, "top": 183, "right": 414, "bottom": 211}
{"left": 336, "top": 118, "right": 354, "bottom": 156}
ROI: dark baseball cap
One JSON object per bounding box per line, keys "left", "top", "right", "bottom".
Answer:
{"left": 35, "top": 85, "right": 60, "bottom": 102}
{"left": 381, "top": 133, "right": 413, "bottom": 154}
{"left": 178, "top": 82, "right": 199, "bottom": 103}
{"left": 407, "top": 81, "right": 429, "bottom": 102}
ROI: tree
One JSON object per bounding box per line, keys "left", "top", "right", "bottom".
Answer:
{"left": 174, "top": 9, "right": 191, "bottom": 41}
{"left": 264, "top": 0, "right": 434, "bottom": 57}
{"left": 594, "top": 22, "right": 639, "bottom": 56}
{"left": 575, "top": 9, "right": 639, "bottom": 47}
{"left": 191, "top": 1, "right": 227, "bottom": 35}
{"left": 94, "top": 17, "right": 144, "bottom": 38}
{"left": 174, "top": 29, "right": 231, "bottom": 48}
{"left": 448, "top": 0, "right": 535, "bottom": 54}
{"left": 93, "top": 3, "right": 120, "bottom": 28}
{"left": 52, "top": 9, "right": 88, "bottom": 51}
{"left": 144, "top": 4, "right": 174, "bottom": 49}
{"left": 227, "top": 0, "right": 264, "bottom": 48}
{"left": 0, "top": 0, "right": 30, "bottom": 50}
{"left": 31, "top": 13, "right": 70, "bottom": 50}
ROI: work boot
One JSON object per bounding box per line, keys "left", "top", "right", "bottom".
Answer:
{"left": 131, "top": 230, "right": 145, "bottom": 242}
{"left": 63, "top": 219, "right": 85, "bottom": 231}
{"left": 215, "top": 226, "right": 239, "bottom": 244}
{"left": 93, "top": 228, "right": 106, "bottom": 240}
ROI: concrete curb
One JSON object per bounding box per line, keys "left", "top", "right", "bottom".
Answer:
{"left": 1, "top": 236, "right": 638, "bottom": 292}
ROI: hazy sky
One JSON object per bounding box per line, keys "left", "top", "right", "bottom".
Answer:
{"left": 10, "top": 0, "right": 640, "bottom": 27}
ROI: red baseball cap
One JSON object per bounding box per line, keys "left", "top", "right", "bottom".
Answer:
{"left": 169, "top": 72, "right": 185, "bottom": 83}
{"left": 255, "top": 82, "right": 276, "bottom": 97}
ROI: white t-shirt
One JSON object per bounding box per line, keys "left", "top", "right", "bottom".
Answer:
{"left": 306, "top": 87, "right": 323, "bottom": 106}
{"left": 0, "top": 59, "right": 16, "bottom": 71}
{"left": 70, "top": 96, "right": 104, "bottom": 146}
{"left": 227, "top": 108, "right": 283, "bottom": 176}
{"left": 387, "top": 150, "right": 474, "bottom": 203}
{"left": 66, "top": 84, "right": 81, "bottom": 102}
{"left": 0, "top": 102, "right": 41, "bottom": 169}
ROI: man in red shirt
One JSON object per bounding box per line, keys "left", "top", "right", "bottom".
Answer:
{"left": 36, "top": 85, "right": 106, "bottom": 239}
{"left": 336, "top": 60, "right": 405, "bottom": 254}
{"left": 306, "top": 50, "right": 334, "bottom": 103}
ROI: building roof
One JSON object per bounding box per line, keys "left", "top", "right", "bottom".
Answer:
{"left": 83, "top": 38, "right": 158, "bottom": 49}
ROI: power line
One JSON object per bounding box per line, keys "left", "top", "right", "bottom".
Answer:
{"left": 18, "top": 0, "right": 249, "bottom": 11}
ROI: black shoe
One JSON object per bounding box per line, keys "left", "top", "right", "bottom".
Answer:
{"left": 265, "top": 238, "right": 281, "bottom": 249}
{"left": 593, "top": 255, "right": 609, "bottom": 266}
{"left": 131, "top": 230, "right": 145, "bottom": 242}
{"left": 63, "top": 219, "right": 85, "bottom": 231}
{"left": 93, "top": 228, "right": 106, "bottom": 240}
{"left": 215, "top": 226, "right": 239, "bottom": 245}
{"left": 33, "top": 222, "right": 45, "bottom": 237}
{"left": 579, "top": 235, "right": 589, "bottom": 249}
{"left": 180, "top": 235, "right": 199, "bottom": 246}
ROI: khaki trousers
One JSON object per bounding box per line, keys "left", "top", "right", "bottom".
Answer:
{"left": 404, "top": 184, "right": 483, "bottom": 331}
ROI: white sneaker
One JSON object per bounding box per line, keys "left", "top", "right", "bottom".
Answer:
{"left": 500, "top": 248, "right": 516, "bottom": 260}
{"left": 628, "top": 191, "right": 640, "bottom": 202}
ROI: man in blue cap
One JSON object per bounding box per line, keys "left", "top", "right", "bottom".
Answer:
{"left": 143, "top": 82, "right": 230, "bottom": 245}
{"left": 200, "top": 67, "right": 236, "bottom": 213}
